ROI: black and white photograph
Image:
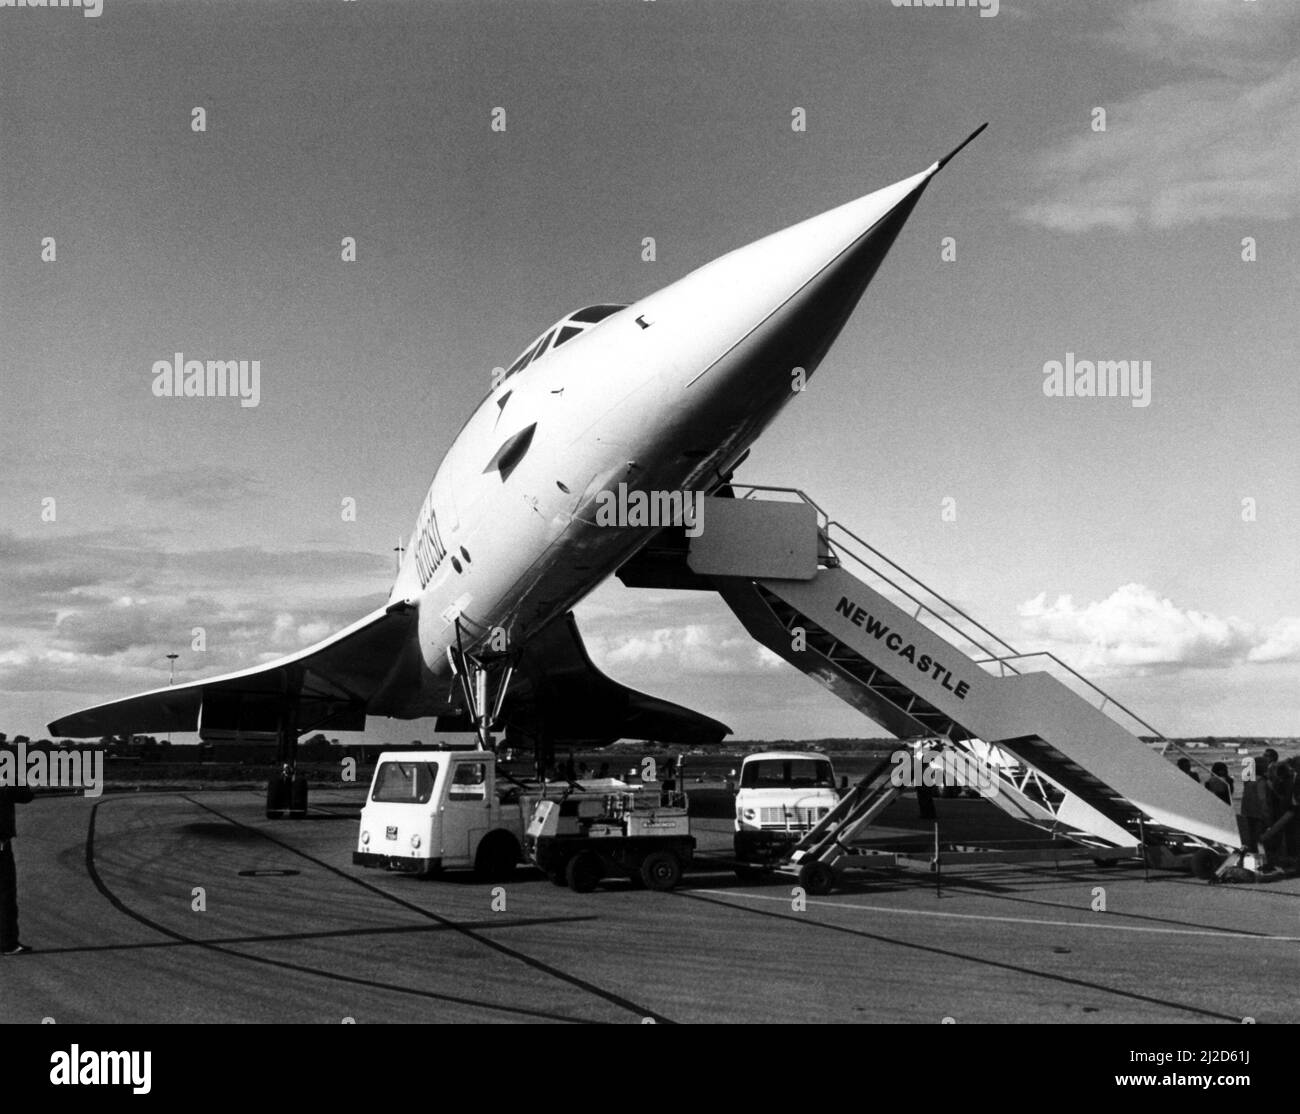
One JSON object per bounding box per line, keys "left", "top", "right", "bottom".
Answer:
{"left": 1, "top": 0, "right": 1296, "bottom": 1076}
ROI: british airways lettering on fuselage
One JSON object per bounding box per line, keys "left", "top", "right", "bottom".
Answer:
{"left": 411, "top": 487, "right": 449, "bottom": 588}
{"left": 394, "top": 304, "right": 658, "bottom": 672}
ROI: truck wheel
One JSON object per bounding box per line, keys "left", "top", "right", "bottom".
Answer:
{"left": 639, "top": 851, "right": 682, "bottom": 892}
{"left": 565, "top": 851, "right": 602, "bottom": 893}
{"left": 474, "top": 832, "right": 520, "bottom": 882}
{"left": 798, "top": 860, "right": 836, "bottom": 896}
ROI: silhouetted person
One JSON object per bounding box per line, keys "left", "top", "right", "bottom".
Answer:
{"left": 0, "top": 781, "right": 35, "bottom": 956}
{"left": 1176, "top": 757, "right": 1200, "bottom": 783}
{"left": 1204, "top": 762, "right": 1233, "bottom": 806}
{"left": 662, "top": 757, "right": 679, "bottom": 806}
{"left": 1240, "top": 751, "right": 1276, "bottom": 854}
{"left": 1260, "top": 761, "right": 1297, "bottom": 866}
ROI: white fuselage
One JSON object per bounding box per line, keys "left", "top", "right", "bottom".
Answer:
{"left": 390, "top": 162, "right": 940, "bottom": 696}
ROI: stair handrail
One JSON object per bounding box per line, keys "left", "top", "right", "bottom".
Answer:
{"left": 729, "top": 484, "right": 1021, "bottom": 663}
{"left": 727, "top": 483, "right": 1216, "bottom": 768}
{"left": 827, "top": 523, "right": 1173, "bottom": 748}
{"left": 826, "top": 519, "right": 1024, "bottom": 663}
{"left": 977, "top": 650, "right": 1167, "bottom": 742}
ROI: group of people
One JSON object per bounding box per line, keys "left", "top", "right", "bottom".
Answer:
{"left": 1239, "top": 749, "right": 1300, "bottom": 868}
{"left": 1180, "top": 747, "right": 1300, "bottom": 868}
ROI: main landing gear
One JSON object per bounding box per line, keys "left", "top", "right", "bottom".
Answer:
{"left": 265, "top": 707, "right": 309, "bottom": 820}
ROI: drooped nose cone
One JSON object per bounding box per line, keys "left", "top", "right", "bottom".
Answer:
{"left": 680, "top": 163, "right": 937, "bottom": 371}
{"left": 633, "top": 127, "right": 985, "bottom": 420}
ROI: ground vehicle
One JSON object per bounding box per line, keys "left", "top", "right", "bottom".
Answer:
{"left": 526, "top": 786, "right": 694, "bottom": 892}
{"left": 353, "top": 747, "right": 551, "bottom": 879}
{"left": 733, "top": 751, "right": 841, "bottom": 869}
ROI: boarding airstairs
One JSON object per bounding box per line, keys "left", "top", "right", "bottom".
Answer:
{"left": 625, "top": 486, "right": 1241, "bottom": 860}
{"left": 782, "top": 757, "right": 901, "bottom": 886}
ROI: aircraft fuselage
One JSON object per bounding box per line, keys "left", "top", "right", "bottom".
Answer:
{"left": 395, "top": 160, "right": 942, "bottom": 691}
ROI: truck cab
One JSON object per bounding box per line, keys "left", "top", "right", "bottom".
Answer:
{"left": 353, "top": 748, "right": 528, "bottom": 880}
{"left": 734, "top": 751, "right": 840, "bottom": 863}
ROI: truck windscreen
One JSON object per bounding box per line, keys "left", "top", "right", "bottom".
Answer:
{"left": 371, "top": 761, "right": 438, "bottom": 804}
{"left": 741, "top": 760, "right": 834, "bottom": 789}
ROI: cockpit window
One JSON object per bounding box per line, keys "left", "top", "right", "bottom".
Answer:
{"left": 505, "top": 345, "right": 534, "bottom": 377}
{"left": 505, "top": 329, "right": 553, "bottom": 377}
{"left": 569, "top": 304, "right": 624, "bottom": 324}
{"left": 494, "top": 305, "right": 627, "bottom": 397}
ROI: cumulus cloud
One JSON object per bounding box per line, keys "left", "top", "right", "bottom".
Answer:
{"left": 0, "top": 527, "right": 389, "bottom": 696}
{"left": 1106, "top": 0, "right": 1295, "bottom": 79}
{"left": 1017, "top": 583, "right": 1298, "bottom": 673}
{"left": 1249, "top": 617, "right": 1300, "bottom": 665}
{"left": 129, "top": 464, "right": 267, "bottom": 510}
{"left": 587, "top": 623, "right": 784, "bottom": 676}
{"left": 1020, "top": 2, "right": 1300, "bottom": 232}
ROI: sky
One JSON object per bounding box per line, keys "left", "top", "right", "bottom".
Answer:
{"left": 2, "top": 0, "right": 1298, "bottom": 742}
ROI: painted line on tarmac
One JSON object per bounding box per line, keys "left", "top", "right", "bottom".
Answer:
{"left": 185, "top": 795, "right": 674, "bottom": 1024}
{"left": 688, "top": 889, "right": 1300, "bottom": 942}
{"left": 83, "top": 800, "right": 586, "bottom": 1023}
{"left": 675, "top": 890, "right": 1245, "bottom": 1022}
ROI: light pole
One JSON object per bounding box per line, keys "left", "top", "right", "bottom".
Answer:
{"left": 165, "top": 653, "right": 179, "bottom": 746}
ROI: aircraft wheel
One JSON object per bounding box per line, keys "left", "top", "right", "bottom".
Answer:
{"left": 474, "top": 832, "right": 520, "bottom": 882}
{"left": 266, "top": 772, "right": 291, "bottom": 819}
{"left": 639, "top": 851, "right": 681, "bottom": 892}
{"left": 565, "top": 852, "right": 602, "bottom": 893}
{"left": 798, "top": 860, "right": 836, "bottom": 896}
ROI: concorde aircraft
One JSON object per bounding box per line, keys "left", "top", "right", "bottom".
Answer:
{"left": 49, "top": 125, "right": 988, "bottom": 814}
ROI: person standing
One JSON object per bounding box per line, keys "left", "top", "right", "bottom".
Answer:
{"left": 1239, "top": 751, "right": 1275, "bottom": 856}
{"left": 1204, "top": 762, "right": 1234, "bottom": 806}
{"left": 0, "top": 781, "right": 35, "bottom": 956}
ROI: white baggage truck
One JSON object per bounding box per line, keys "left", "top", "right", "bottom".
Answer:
{"left": 353, "top": 748, "right": 551, "bottom": 880}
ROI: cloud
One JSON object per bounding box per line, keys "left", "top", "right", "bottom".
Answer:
{"left": 1249, "top": 617, "right": 1300, "bottom": 665}
{"left": 0, "top": 528, "right": 388, "bottom": 607}
{"left": 587, "top": 623, "right": 784, "bottom": 676}
{"left": 1017, "top": 583, "right": 1299, "bottom": 673}
{"left": 129, "top": 464, "right": 267, "bottom": 510}
{"left": 1106, "top": 0, "right": 1297, "bottom": 79}
{"left": 0, "top": 527, "right": 389, "bottom": 697}
{"left": 1020, "top": 3, "right": 1300, "bottom": 232}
